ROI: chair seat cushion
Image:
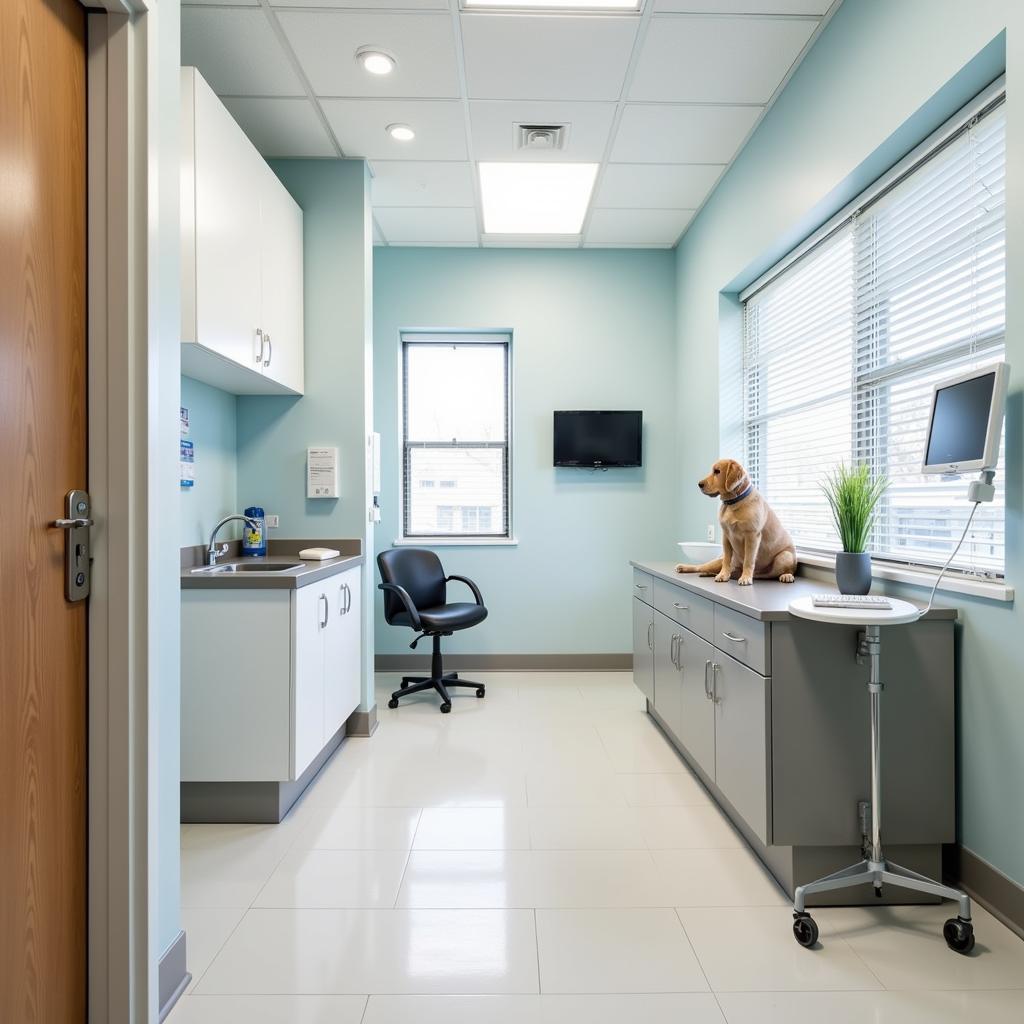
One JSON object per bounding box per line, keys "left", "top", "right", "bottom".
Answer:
{"left": 394, "top": 602, "right": 488, "bottom": 633}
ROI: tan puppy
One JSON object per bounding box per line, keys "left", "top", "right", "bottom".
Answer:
{"left": 677, "top": 458, "right": 797, "bottom": 586}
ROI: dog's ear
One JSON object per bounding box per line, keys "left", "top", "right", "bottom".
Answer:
{"left": 724, "top": 460, "right": 747, "bottom": 493}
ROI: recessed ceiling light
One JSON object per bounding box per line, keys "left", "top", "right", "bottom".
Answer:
{"left": 356, "top": 47, "right": 396, "bottom": 76}
{"left": 386, "top": 123, "right": 416, "bottom": 142}
{"left": 463, "top": 0, "right": 639, "bottom": 9}
{"left": 479, "top": 162, "right": 598, "bottom": 234}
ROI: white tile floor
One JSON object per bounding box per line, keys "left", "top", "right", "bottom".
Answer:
{"left": 168, "top": 671, "right": 1024, "bottom": 1023}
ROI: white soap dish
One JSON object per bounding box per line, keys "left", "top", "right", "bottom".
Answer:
{"left": 299, "top": 547, "right": 341, "bottom": 560}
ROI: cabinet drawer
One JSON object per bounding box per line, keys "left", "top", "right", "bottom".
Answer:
{"left": 714, "top": 603, "right": 770, "bottom": 674}
{"left": 632, "top": 569, "right": 654, "bottom": 606}
{"left": 654, "top": 578, "right": 714, "bottom": 642}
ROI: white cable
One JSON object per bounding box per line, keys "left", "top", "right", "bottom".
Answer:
{"left": 918, "top": 501, "right": 981, "bottom": 619}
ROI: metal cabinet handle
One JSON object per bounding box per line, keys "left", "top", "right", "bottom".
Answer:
{"left": 704, "top": 659, "right": 712, "bottom": 700}
{"left": 634, "top": 583, "right": 648, "bottom": 590}
{"left": 255, "top": 328, "right": 265, "bottom": 365}
{"left": 669, "top": 634, "right": 677, "bottom": 668}
{"left": 673, "top": 602, "right": 688, "bottom": 610}
{"left": 347, "top": 582, "right": 352, "bottom": 614}
{"left": 647, "top": 621, "right": 654, "bottom": 650}
{"left": 712, "top": 662, "right": 722, "bottom": 704}
{"left": 263, "top": 332, "right": 273, "bottom": 368}
{"left": 721, "top": 631, "right": 747, "bottom": 643}
{"left": 319, "top": 593, "right": 328, "bottom": 628}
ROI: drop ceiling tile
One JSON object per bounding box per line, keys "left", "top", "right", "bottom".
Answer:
{"left": 460, "top": 14, "right": 638, "bottom": 102}
{"left": 220, "top": 97, "right": 337, "bottom": 157}
{"left": 370, "top": 161, "right": 476, "bottom": 207}
{"left": 611, "top": 104, "right": 761, "bottom": 163}
{"left": 631, "top": 16, "right": 818, "bottom": 103}
{"left": 585, "top": 208, "right": 693, "bottom": 247}
{"left": 321, "top": 99, "right": 468, "bottom": 160}
{"left": 654, "top": 0, "right": 830, "bottom": 12}
{"left": 596, "top": 163, "right": 722, "bottom": 209}
{"left": 469, "top": 101, "right": 616, "bottom": 162}
{"left": 277, "top": 11, "right": 460, "bottom": 98}
{"left": 374, "top": 207, "right": 479, "bottom": 244}
{"left": 181, "top": 9, "right": 304, "bottom": 97}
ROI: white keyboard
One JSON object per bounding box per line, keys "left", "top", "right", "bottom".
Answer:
{"left": 812, "top": 594, "right": 892, "bottom": 610}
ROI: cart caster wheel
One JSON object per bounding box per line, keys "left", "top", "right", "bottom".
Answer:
{"left": 476, "top": 687, "right": 486, "bottom": 698}
{"left": 440, "top": 702, "right": 452, "bottom": 714}
{"left": 793, "top": 913, "right": 819, "bottom": 948}
{"left": 943, "top": 917, "right": 975, "bottom": 954}
{"left": 387, "top": 698, "right": 399, "bottom": 709}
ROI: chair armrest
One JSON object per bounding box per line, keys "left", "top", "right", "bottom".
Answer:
{"left": 378, "top": 582, "right": 423, "bottom": 630}
{"left": 446, "top": 574, "right": 484, "bottom": 606}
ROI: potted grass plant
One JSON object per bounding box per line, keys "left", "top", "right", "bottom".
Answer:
{"left": 822, "top": 463, "right": 889, "bottom": 595}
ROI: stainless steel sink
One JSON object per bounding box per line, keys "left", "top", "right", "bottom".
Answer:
{"left": 190, "top": 562, "right": 302, "bottom": 575}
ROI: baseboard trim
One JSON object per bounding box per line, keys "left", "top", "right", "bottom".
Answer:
{"left": 158, "top": 929, "right": 190, "bottom": 1022}
{"left": 945, "top": 844, "right": 1024, "bottom": 939}
{"left": 375, "top": 653, "right": 632, "bottom": 672}
{"left": 346, "top": 703, "right": 378, "bottom": 737}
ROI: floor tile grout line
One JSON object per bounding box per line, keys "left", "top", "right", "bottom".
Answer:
{"left": 533, "top": 907, "right": 543, "bottom": 996}
{"left": 392, "top": 809, "right": 425, "bottom": 908}
{"left": 674, "top": 906, "right": 726, "bottom": 1015}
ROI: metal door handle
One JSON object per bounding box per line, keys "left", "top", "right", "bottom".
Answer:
{"left": 256, "top": 328, "right": 265, "bottom": 365}
{"left": 263, "top": 333, "right": 272, "bottom": 368}
{"left": 721, "top": 632, "right": 746, "bottom": 643}
{"left": 647, "top": 621, "right": 654, "bottom": 650}
{"left": 712, "top": 662, "right": 722, "bottom": 704}
{"left": 52, "top": 490, "right": 92, "bottom": 602}
{"left": 320, "top": 593, "right": 328, "bottom": 628}
{"left": 53, "top": 517, "right": 94, "bottom": 529}
{"left": 704, "top": 659, "right": 712, "bottom": 700}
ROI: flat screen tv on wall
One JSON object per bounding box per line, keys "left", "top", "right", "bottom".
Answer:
{"left": 553, "top": 410, "right": 643, "bottom": 468}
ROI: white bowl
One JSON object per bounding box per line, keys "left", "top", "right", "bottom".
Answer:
{"left": 677, "top": 541, "right": 720, "bottom": 563}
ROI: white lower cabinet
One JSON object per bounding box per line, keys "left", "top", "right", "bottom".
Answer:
{"left": 182, "top": 567, "right": 362, "bottom": 783}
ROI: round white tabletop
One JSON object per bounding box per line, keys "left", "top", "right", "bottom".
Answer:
{"left": 788, "top": 595, "right": 922, "bottom": 626}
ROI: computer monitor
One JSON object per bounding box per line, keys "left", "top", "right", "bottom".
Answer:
{"left": 921, "top": 361, "right": 1009, "bottom": 476}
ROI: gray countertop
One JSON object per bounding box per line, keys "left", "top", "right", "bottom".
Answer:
{"left": 181, "top": 538, "right": 363, "bottom": 591}
{"left": 630, "top": 560, "right": 956, "bottom": 621}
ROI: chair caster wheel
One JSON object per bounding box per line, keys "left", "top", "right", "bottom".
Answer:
{"left": 400, "top": 682, "right": 409, "bottom": 690}
{"left": 387, "top": 698, "right": 399, "bottom": 709}
{"left": 476, "top": 688, "right": 485, "bottom": 698}
{"left": 943, "top": 917, "right": 975, "bottom": 954}
{"left": 440, "top": 703, "right": 452, "bottom": 714}
{"left": 792, "top": 913, "right": 818, "bottom": 948}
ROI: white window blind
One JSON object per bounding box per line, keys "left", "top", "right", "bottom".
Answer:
{"left": 742, "top": 95, "right": 1005, "bottom": 577}
{"left": 401, "top": 333, "right": 511, "bottom": 540}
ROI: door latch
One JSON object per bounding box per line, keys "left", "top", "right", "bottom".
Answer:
{"left": 52, "top": 489, "right": 92, "bottom": 602}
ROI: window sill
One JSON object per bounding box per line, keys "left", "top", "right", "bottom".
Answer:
{"left": 797, "top": 551, "right": 1014, "bottom": 603}
{"left": 393, "top": 536, "right": 519, "bottom": 548}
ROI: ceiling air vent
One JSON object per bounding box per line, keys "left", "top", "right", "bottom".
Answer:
{"left": 514, "top": 123, "right": 569, "bottom": 151}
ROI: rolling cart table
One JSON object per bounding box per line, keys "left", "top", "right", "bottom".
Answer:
{"left": 787, "top": 594, "right": 975, "bottom": 954}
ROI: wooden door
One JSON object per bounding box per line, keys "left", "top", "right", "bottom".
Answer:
{"left": 0, "top": 0, "right": 87, "bottom": 1020}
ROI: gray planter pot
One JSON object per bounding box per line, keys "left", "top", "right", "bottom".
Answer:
{"left": 835, "top": 551, "right": 872, "bottom": 595}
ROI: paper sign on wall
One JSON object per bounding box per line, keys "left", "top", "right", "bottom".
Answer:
{"left": 307, "top": 447, "right": 339, "bottom": 498}
{"left": 180, "top": 407, "right": 194, "bottom": 488}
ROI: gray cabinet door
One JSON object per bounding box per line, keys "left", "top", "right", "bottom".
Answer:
{"left": 653, "top": 610, "right": 683, "bottom": 737}
{"left": 677, "top": 627, "right": 716, "bottom": 780}
{"left": 632, "top": 597, "right": 655, "bottom": 704}
{"left": 713, "top": 653, "right": 770, "bottom": 844}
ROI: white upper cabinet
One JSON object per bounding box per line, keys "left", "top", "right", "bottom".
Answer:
{"left": 180, "top": 67, "right": 304, "bottom": 396}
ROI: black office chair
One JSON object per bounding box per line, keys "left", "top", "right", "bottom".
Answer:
{"left": 377, "top": 548, "right": 488, "bottom": 713}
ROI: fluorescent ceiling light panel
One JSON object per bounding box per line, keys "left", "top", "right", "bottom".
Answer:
{"left": 464, "top": 0, "right": 638, "bottom": 8}
{"left": 479, "top": 162, "right": 598, "bottom": 234}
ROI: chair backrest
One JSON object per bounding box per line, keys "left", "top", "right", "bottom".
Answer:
{"left": 377, "top": 548, "right": 447, "bottom": 623}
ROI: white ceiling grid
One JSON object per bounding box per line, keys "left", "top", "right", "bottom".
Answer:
{"left": 181, "top": 0, "right": 840, "bottom": 247}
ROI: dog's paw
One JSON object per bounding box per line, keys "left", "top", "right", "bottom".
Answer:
{"left": 675, "top": 563, "right": 693, "bottom": 573}
{"left": 779, "top": 573, "right": 795, "bottom": 584}
{"left": 713, "top": 572, "right": 731, "bottom": 583}
{"left": 738, "top": 575, "right": 753, "bottom": 586}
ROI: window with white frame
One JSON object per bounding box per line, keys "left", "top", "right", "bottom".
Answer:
{"left": 740, "top": 91, "right": 1006, "bottom": 578}
{"left": 401, "top": 333, "right": 511, "bottom": 541}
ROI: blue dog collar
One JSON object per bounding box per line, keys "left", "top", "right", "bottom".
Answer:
{"left": 723, "top": 483, "right": 753, "bottom": 506}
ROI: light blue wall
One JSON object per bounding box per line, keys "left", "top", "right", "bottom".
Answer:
{"left": 673, "top": 0, "right": 1023, "bottom": 886}
{"left": 373, "top": 247, "right": 678, "bottom": 656}
{"left": 180, "top": 376, "right": 238, "bottom": 548}
{"left": 237, "top": 159, "right": 377, "bottom": 708}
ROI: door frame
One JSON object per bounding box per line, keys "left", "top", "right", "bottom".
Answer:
{"left": 86, "top": 2, "right": 172, "bottom": 1021}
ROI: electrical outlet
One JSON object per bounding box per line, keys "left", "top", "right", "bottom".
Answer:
{"left": 265, "top": 514, "right": 280, "bottom": 529}
{"left": 706, "top": 524, "right": 715, "bottom": 542}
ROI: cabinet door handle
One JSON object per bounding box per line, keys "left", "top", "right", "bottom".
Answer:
{"left": 704, "top": 659, "right": 712, "bottom": 700}
{"left": 347, "top": 582, "right": 352, "bottom": 614}
{"left": 673, "top": 602, "right": 688, "bottom": 610}
{"left": 263, "top": 332, "right": 272, "bottom": 368}
{"left": 721, "top": 631, "right": 747, "bottom": 643}
{"left": 669, "top": 634, "right": 676, "bottom": 668}
{"left": 712, "top": 662, "right": 722, "bottom": 704}
{"left": 647, "top": 621, "right": 654, "bottom": 650}
{"left": 255, "top": 328, "right": 265, "bottom": 365}
{"left": 319, "top": 593, "right": 328, "bottom": 628}
{"left": 634, "top": 583, "right": 647, "bottom": 590}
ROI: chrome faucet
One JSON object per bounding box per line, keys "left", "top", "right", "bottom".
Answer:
{"left": 207, "top": 513, "right": 260, "bottom": 566}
